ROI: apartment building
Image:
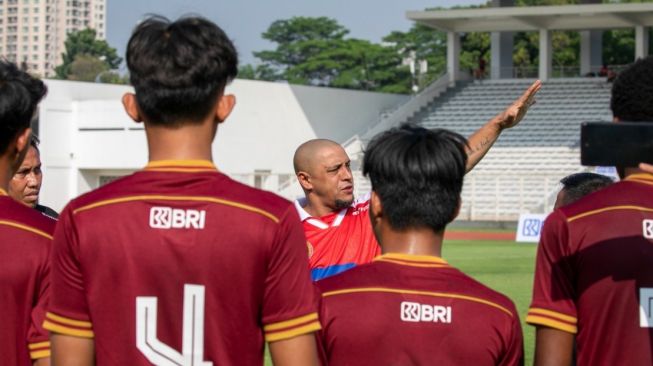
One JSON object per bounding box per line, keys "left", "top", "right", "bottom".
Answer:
{"left": 0, "top": 0, "right": 106, "bottom": 77}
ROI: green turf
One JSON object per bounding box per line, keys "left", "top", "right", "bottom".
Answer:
{"left": 442, "top": 239, "right": 538, "bottom": 365}
{"left": 264, "top": 239, "right": 537, "bottom": 365}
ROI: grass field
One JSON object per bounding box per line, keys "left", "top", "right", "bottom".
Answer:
{"left": 265, "top": 238, "right": 537, "bottom": 365}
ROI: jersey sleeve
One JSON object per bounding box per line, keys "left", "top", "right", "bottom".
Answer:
{"left": 499, "top": 308, "right": 524, "bottom": 366}
{"left": 526, "top": 210, "right": 578, "bottom": 334}
{"left": 262, "top": 205, "right": 321, "bottom": 342}
{"left": 43, "top": 206, "right": 94, "bottom": 338}
{"left": 26, "top": 237, "right": 51, "bottom": 360}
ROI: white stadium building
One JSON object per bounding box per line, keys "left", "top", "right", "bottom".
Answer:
{"left": 36, "top": 1, "right": 653, "bottom": 221}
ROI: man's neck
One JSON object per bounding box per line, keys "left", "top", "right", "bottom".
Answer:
{"left": 0, "top": 157, "right": 13, "bottom": 193}
{"left": 145, "top": 120, "right": 216, "bottom": 162}
{"left": 301, "top": 198, "right": 338, "bottom": 218}
{"left": 378, "top": 225, "right": 444, "bottom": 258}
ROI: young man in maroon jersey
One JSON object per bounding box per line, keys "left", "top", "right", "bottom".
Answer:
{"left": 316, "top": 124, "right": 523, "bottom": 365}
{"left": 0, "top": 60, "right": 52, "bottom": 365}
{"left": 528, "top": 56, "right": 653, "bottom": 365}
{"left": 45, "top": 16, "right": 320, "bottom": 365}
{"left": 293, "top": 80, "right": 541, "bottom": 281}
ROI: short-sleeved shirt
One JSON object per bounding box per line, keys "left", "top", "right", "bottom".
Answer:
{"left": 0, "top": 191, "right": 54, "bottom": 365}
{"left": 527, "top": 173, "right": 653, "bottom": 365}
{"left": 295, "top": 194, "right": 380, "bottom": 281}
{"left": 44, "top": 160, "right": 320, "bottom": 365}
{"left": 317, "top": 253, "right": 523, "bottom": 365}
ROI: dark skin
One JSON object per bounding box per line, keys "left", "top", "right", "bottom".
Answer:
{"left": 534, "top": 327, "right": 574, "bottom": 366}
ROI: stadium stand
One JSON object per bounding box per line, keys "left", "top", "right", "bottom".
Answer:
{"left": 345, "top": 78, "right": 613, "bottom": 221}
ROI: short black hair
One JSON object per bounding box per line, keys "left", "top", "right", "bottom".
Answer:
{"left": 30, "top": 133, "right": 40, "bottom": 151}
{"left": 363, "top": 124, "right": 468, "bottom": 232}
{"left": 126, "top": 16, "right": 238, "bottom": 126}
{"left": 611, "top": 56, "right": 653, "bottom": 122}
{"left": 0, "top": 60, "right": 46, "bottom": 154}
{"left": 559, "top": 172, "right": 613, "bottom": 206}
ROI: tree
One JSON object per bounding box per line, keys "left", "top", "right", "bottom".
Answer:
{"left": 55, "top": 29, "right": 122, "bottom": 80}
{"left": 67, "top": 53, "right": 108, "bottom": 82}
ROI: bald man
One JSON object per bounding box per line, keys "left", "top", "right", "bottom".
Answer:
{"left": 295, "top": 80, "right": 541, "bottom": 281}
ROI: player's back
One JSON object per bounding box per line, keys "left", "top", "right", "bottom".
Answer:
{"left": 529, "top": 173, "right": 653, "bottom": 365}
{"left": 45, "top": 161, "right": 319, "bottom": 365}
{"left": 317, "top": 253, "right": 523, "bottom": 366}
{"left": 0, "top": 192, "right": 54, "bottom": 365}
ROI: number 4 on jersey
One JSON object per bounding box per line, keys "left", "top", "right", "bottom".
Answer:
{"left": 136, "top": 284, "right": 212, "bottom": 366}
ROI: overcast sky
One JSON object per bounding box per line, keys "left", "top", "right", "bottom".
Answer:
{"left": 106, "top": 0, "right": 485, "bottom": 69}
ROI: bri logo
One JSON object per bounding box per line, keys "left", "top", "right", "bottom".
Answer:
{"left": 149, "top": 207, "right": 206, "bottom": 229}
{"left": 643, "top": 220, "right": 653, "bottom": 240}
{"left": 522, "top": 219, "right": 543, "bottom": 237}
{"left": 400, "top": 301, "right": 452, "bottom": 323}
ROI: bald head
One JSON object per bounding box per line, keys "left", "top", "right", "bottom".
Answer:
{"left": 293, "top": 139, "right": 344, "bottom": 174}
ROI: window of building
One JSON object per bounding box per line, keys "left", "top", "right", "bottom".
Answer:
{"left": 32, "top": 26, "right": 37, "bottom": 31}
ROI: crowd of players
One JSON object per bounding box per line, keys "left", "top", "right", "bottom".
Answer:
{"left": 1, "top": 14, "right": 652, "bottom": 366}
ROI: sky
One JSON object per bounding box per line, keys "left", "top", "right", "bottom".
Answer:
{"left": 107, "top": 0, "right": 485, "bottom": 69}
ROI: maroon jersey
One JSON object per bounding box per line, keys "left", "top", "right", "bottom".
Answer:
{"left": 0, "top": 191, "right": 54, "bottom": 365}
{"left": 44, "top": 160, "right": 320, "bottom": 365}
{"left": 296, "top": 193, "right": 380, "bottom": 281}
{"left": 317, "top": 253, "right": 523, "bottom": 365}
{"left": 528, "top": 173, "right": 653, "bottom": 365}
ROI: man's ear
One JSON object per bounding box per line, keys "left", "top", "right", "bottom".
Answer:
{"left": 122, "top": 93, "right": 143, "bottom": 123}
{"left": 215, "top": 94, "right": 236, "bottom": 123}
{"left": 15, "top": 127, "right": 31, "bottom": 154}
{"left": 296, "top": 171, "right": 313, "bottom": 192}
{"left": 370, "top": 191, "right": 384, "bottom": 222}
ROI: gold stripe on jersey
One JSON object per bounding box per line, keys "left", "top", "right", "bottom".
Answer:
{"left": 28, "top": 341, "right": 50, "bottom": 350}
{"left": 322, "top": 287, "right": 514, "bottom": 317}
{"left": 145, "top": 160, "right": 216, "bottom": 169}
{"left": 526, "top": 315, "right": 577, "bottom": 334}
{"left": 0, "top": 220, "right": 53, "bottom": 240}
{"left": 377, "top": 258, "right": 450, "bottom": 269}
{"left": 43, "top": 320, "right": 94, "bottom": 338}
{"left": 30, "top": 350, "right": 51, "bottom": 359}
{"left": 144, "top": 167, "right": 218, "bottom": 173}
{"left": 265, "top": 321, "right": 322, "bottom": 342}
{"left": 264, "top": 313, "right": 319, "bottom": 332}
{"left": 567, "top": 205, "right": 653, "bottom": 223}
{"left": 375, "top": 253, "right": 448, "bottom": 264}
{"left": 0, "top": 188, "right": 6, "bottom": 195}
{"left": 527, "top": 308, "right": 577, "bottom": 323}
{"left": 73, "top": 195, "right": 280, "bottom": 223}
{"left": 45, "top": 312, "right": 93, "bottom": 328}
{"left": 625, "top": 173, "right": 653, "bottom": 182}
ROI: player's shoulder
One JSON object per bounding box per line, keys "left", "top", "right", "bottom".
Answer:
{"left": 558, "top": 179, "right": 646, "bottom": 221}
{"left": 0, "top": 196, "right": 55, "bottom": 238}
{"left": 316, "top": 261, "right": 383, "bottom": 294}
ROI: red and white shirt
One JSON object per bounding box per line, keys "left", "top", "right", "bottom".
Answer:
{"left": 295, "top": 193, "right": 380, "bottom": 281}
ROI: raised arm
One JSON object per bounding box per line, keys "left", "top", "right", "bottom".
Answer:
{"left": 465, "top": 80, "right": 542, "bottom": 173}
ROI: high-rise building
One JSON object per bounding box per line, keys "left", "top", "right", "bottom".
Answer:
{"left": 0, "top": 0, "right": 106, "bottom": 77}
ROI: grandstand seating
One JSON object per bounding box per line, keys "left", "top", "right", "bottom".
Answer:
{"left": 352, "top": 78, "right": 612, "bottom": 221}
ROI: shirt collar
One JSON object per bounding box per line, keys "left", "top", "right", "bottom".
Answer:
{"left": 144, "top": 159, "right": 217, "bottom": 172}
{"left": 374, "top": 253, "right": 449, "bottom": 266}
{"left": 0, "top": 188, "right": 6, "bottom": 196}
{"left": 625, "top": 173, "right": 653, "bottom": 182}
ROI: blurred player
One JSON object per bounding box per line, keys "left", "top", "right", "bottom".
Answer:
{"left": 45, "top": 16, "right": 320, "bottom": 366}
{"left": 317, "top": 124, "right": 523, "bottom": 365}
{"left": 8, "top": 135, "right": 59, "bottom": 219}
{"left": 294, "top": 80, "right": 541, "bottom": 280}
{"left": 553, "top": 172, "right": 613, "bottom": 209}
{"left": 528, "top": 56, "right": 653, "bottom": 365}
{"left": 0, "top": 60, "right": 52, "bottom": 366}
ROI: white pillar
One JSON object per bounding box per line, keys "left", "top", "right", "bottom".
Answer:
{"left": 580, "top": 30, "right": 603, "bottom": 75}
{"left": 491, "top": 31, "right": 514, "bottom": 79}
{"left": 539, "top": 29, "right": 552, "bottom": 80}
{"left": 447, "top": 31, "right": 460, "bottom": 85}
{"left": 635, "top": 26, "right": 650, "bottom": 60}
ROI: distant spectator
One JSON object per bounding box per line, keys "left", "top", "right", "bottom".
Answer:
{"left": 598, "top": 64, "right": 609, "bottom": 77}
{"left": 553, "top": 172, "right": 613, "bottom": 209}
{"left": 8, "top": 134, "right": 58, "bottom": 219}
{"left": 477, "top": 57, "right": 486, "bottom": 80}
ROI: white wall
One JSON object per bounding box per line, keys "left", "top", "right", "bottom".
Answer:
{"left": 38, "top": 79, "right": 407, "bottom": 212}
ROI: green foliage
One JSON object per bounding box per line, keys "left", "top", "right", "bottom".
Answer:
{"left": 55, "top": 29, "right": 122, "bottom": 81}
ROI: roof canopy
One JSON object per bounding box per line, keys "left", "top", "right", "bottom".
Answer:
{"left": 407, "top": 3, "right": 653, "bottom": 33}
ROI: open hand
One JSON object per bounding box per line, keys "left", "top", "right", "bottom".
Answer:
{"left": 497, "top": 80, "right": 542, "bottom": 130}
